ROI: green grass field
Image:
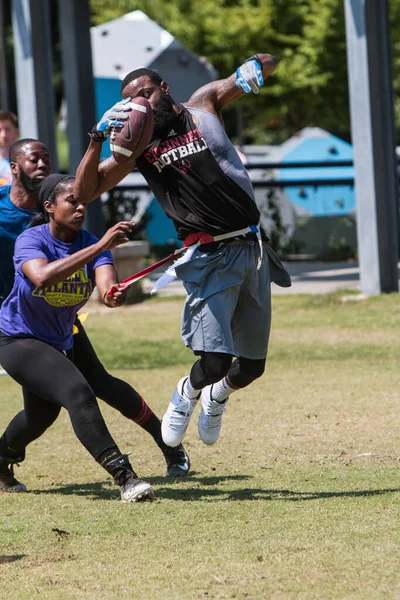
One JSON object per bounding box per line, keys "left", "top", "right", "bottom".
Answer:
{"left": 1, "top": 292, "right": 399, "bottom": 599}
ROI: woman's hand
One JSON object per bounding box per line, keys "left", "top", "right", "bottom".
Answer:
{"left": 103, "top": 283, "right": 128, "bottom": 308}
{"left": 97, "top": 221, "right": 134, "bottom": 252}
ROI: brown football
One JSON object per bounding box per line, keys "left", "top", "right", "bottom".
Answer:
{"left": 110, "top": 97, "right": 154, "bottom": 164}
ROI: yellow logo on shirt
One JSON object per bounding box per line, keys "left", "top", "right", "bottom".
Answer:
{"left": 32, "top": 267, "right": 93, "bottom": 307}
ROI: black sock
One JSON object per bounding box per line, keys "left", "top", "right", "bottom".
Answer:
{"left": 142, "top": 415, "right": 167, "bottom": 448}
{"left": 98, "top": 452, "right": 137, "bottom": 484}
{"left": 130, "top": 405, "right": 172, "bottom": 452}
{"left": 96, "top": 445, "right": 123, "bottom": 471}
{"left": 0, "top": 434, "right": 25, "bottom": 461}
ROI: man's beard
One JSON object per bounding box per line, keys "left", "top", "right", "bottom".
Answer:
{"left": 152, "top": 91, "right": 177, "bottom": 138}
{"left": 18, "top": 167, "right": 45, "bottom": 192}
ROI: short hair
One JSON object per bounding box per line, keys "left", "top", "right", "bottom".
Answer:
{"left": 121, "top": 68, "right": 162, "bottom": 93}
{"left": 0, "top": 110, "right": 18, "bottom": 128}
{"left": 9, "top": 138, "right": 45, "bottom": 163}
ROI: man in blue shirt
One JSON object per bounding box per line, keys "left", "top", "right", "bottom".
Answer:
{"left": 0, "top": 138, "right": 50, "bottom": 304}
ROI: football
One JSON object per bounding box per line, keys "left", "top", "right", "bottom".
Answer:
{"left": 109, "top": 97, "right": 154, "bottom": 164}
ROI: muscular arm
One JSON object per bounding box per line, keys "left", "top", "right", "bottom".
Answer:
{"left": 74, "top": 139, "right": 136, "bottom": 204}
{"left": 185, "top": 53, "right": 278, "bottom": 115}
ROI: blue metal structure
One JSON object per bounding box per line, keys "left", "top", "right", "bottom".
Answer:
{"left": 278, "top": 131, "right": 355, "bottom": 217}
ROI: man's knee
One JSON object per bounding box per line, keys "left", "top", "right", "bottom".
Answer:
{"left": 228, "top": 357, "right": 266, "bottom": 388}
{"left": 191, "top": 352, "right": 233, "bottom": 388}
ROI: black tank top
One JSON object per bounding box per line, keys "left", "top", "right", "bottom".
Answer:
{"left": 136, "top": 106, "right": 260, "bottom": 240}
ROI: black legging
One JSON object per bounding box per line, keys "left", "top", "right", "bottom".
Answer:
{"left": 190, "top": 351, "right": 266, "bottom": 389}
{"left": 0, "top": 334, "right": 119, "bottom": 462}
{"left": 72, "top": 319, "right": 145, "bottom": 420}
{"left": 72, "top": 320, "right": 165, "bottom": 448}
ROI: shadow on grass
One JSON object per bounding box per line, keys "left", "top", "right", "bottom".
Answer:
{"left": 145, "top": 474, "right": 252, "bottom": 486}
{"left": 0, "top": 554, "right": 25, "bottom": 564}
{"left": 28, "top": 474, "right": 400, "bottom": 503}
{"left": 28, "top": 475, "right": 251, "bottom": 501}
{"left": 153, "top": 486, "right": 400, "bottom": 502}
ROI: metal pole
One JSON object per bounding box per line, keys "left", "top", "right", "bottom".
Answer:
{"left": 11, "top": 0, "right": 58, "bottom": 169}
{"left": 58, "top": 0, "right": 105, "bottom": 236}
{"left": 11, "top": 0, "right": 38, "bottom": 138}
{"left": 29, "top": 0, "right": 58, "bottom": 170}
{"left": 0, "top": 0, "right": 11, "bottom": 109}
{"left": 344, "top": 0, "right": 398, "bottom": 294}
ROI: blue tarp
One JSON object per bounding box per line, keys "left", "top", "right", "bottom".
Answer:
{"left": 95, "top": 78, "right": 122, "bottom": 160}
{"left": 278, "top": 135, "right": 355, "bottom": 217}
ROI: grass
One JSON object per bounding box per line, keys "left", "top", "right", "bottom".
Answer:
{"left": 1, "top": 291, "right": 400, "bottom": 599}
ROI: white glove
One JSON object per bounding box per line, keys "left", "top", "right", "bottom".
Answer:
{"left": 93, "top": 98, "right": 132, "bottom": 139}
{"left": 235, "top": 59, "right": 264, "bottom": 94}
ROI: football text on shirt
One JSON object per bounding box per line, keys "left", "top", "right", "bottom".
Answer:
{"left": 143, "top": 128, "right": 208, "bottom": 173}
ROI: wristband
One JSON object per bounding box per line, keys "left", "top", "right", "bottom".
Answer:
{"left": 88, "top": 128, "right": 106, "bottom": 143}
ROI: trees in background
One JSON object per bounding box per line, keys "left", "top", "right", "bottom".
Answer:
{"left": 2, "top": 0, "right": 398, "bottom": 145}
{"left": 91, "top": 0, "right": 400, "bottom": 145}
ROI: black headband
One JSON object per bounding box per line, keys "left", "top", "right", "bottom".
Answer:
{"left": 37, "top": 174, "right": 71, "bottom": 209}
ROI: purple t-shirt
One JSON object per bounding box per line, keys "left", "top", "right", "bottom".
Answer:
{"left": 0, "top": 224, "right": 113, "bottom": 350}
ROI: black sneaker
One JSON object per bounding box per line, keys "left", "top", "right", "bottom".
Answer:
{"left": 107, "top": 454, "right": 154, "bottom": 502}
{"left": 0, "top": 458, "right": 26, "bottom": 492}
{"left": 163, "top": 444, "right": 190, "bottom": 478}
{"left": 118, "top": 471, "right": 155, "bottom": 502}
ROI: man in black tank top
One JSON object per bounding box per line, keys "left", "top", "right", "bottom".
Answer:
{"left": 75, "top": 54, "right": 291, "bottom": 463}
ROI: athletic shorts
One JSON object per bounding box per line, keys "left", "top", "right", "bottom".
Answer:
{"left": 174, "top": 240, "right": 271, "bottom": 360}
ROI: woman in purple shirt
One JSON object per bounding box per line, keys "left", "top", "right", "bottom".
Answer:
{"left": 0, "top": 174, "right": 157, "bottom": 502}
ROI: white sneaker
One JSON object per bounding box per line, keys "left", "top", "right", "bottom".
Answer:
{"left": 198, "top": 385, "right": 228, "bottom": 445}
{"left": 120, "top": 475, "right": 155, "bottom": 503}
{"left": 161, "top": 377, "right": 199, "bottom": 447}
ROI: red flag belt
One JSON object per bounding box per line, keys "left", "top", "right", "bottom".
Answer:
{"left": 106, "top": 226, "right": 257, "bottom": 297}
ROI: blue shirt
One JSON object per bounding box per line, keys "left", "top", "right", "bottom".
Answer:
{"left": 0, "top": 224, "right": 113, "bottom": 350}
{"left": 0, "top": 185, "right": 36, "bottom": 305}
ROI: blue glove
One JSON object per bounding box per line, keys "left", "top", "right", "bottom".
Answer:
{"left": 93, "top": 97, "right": 132, "bottom": 139}
{"left": 235, "top": 59, "right": 264, "bottom": 94}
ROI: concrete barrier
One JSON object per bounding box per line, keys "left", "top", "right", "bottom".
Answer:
{"left": 111, "top": 240, "right": 150, "bottom": 303}
{"left": 91, "top": 240, "right": 150, "bottom": 304}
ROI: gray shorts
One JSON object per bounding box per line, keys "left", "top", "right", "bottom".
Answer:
{"left": 174, "top": 240, "right": 271, "bottom": 360}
